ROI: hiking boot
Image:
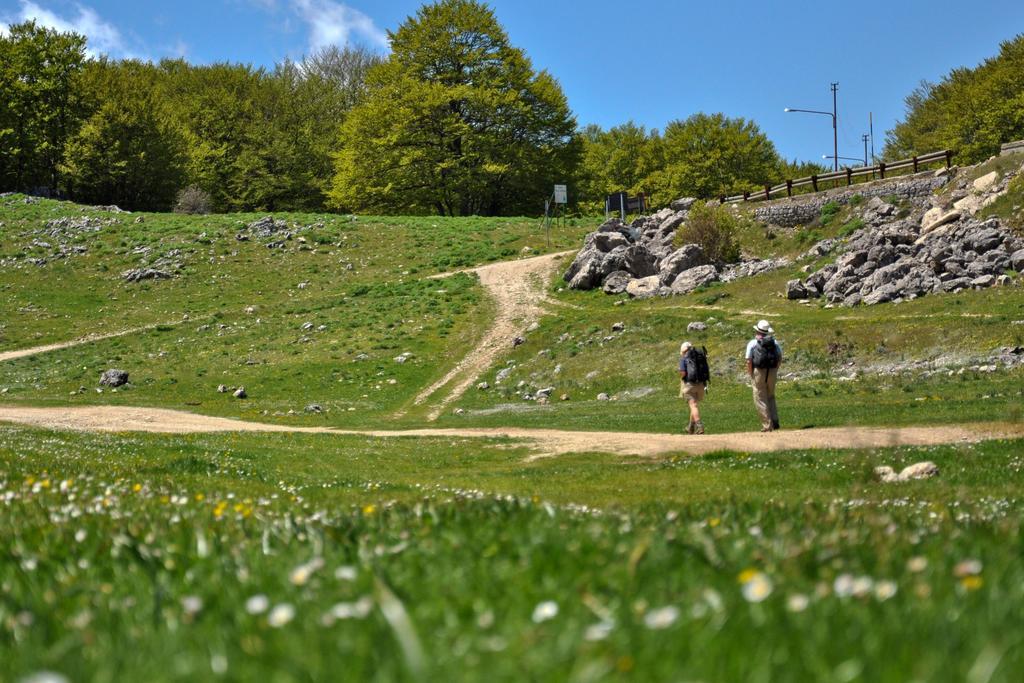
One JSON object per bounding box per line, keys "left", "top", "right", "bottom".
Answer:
{"left": 761, "top": 426, "right": 773, "bottom": 433}
{"left": 694, "top": 420, "right": 705, "bottom": 435}
{"left": 686, "top": 419, "right": 696, "bottom": 435}
{"left": 771, "top": 419, "right": 780, "bottom": 430}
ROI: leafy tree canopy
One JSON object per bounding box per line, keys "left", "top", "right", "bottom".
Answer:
{"left": 329, "top": 0, "right": 579, "bottom": 216}
{"left": 885, "top": 34, "right": 1024, "bottom": 164}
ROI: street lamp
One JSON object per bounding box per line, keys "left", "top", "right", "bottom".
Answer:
{"left": 785, "top": 82, "right": 839, "bottom": 171}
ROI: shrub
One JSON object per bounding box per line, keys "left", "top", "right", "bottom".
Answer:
{"left": 819, "top": 201, "right": 841, "bottom": 226}
{"left": 675, "top": 202, "right": 741, "bottom": 264}
{"left": 174, "top": 185, "right": 212, "bottom": 215}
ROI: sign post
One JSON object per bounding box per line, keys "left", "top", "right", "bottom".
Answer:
{"left": 545, "top": 184, "right": 568, "bottom": 249}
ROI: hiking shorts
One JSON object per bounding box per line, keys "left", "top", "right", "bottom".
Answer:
{"left": 680, "top": 381, "right": 705, "bottom": 402}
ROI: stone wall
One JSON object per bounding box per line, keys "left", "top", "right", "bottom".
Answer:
{"left": 750, "top": 171, "right": 950, "bottom": 227}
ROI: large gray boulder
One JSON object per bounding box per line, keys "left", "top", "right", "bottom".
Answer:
{"left": 786, "top": 279, "right": 811, "bottom": 300}
{"left": 670, "top": 197, "right": 697, "bottom": 212}
{"left": 593, "top": 231, "right": 629, "bottom": 252}
{"left": 564, "top": 247, "right": 606, "bottom": 289}
{"left": 626, "top": 275, "right": 662, "bottom": 299}
{"left": 99, "top": 369, "right": 129, "bottom": 387}
{"left": 1011, "top": 249, "right": 1024, "bottom": 272}
{"left": 658, "top": 244, "right": 704, "bottom": 286}
{"left": 621, "top": 245, "right": 659, "bottom": 277}
{"left": 669, "top": 264, "right": 718, "bottom": 294}
{"left": 602, "top": 270, "right": 631, "bottom": 295}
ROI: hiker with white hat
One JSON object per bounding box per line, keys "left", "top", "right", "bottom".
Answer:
{"left": 678, "top": 341, "right": 710, "bottom": 434}
{"left": 745, "top": 320, "right": 782, "bottom": 432}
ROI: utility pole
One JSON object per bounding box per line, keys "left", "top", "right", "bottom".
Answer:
{"left": 869, "top": 112, "right": 875, "bottom": 163}
{"left": 862, "top": 134, "right": 869, "bottom": 166}
{"left": 830, "top": 82, "right": 839, "bottom": 172}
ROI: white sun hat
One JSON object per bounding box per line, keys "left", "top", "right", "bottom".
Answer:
{"left": 680, "top": 341, "right": 693, "bottom": 354}
{"left": 754, "top": 320, "right": 774, "bottom": 334}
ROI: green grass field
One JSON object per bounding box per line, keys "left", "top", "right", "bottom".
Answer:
{"left": 2, "top": 425, "right": 1023, "bottom": 681}
{"left": 2, "top": 193, "right": 1024, "bottom": 681}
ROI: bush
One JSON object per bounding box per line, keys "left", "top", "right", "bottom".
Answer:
{"left": 819, "top": 201, "right": 841, "bottom": 226}
{"left": 174, "top": 185, "right": 212, "bottom": 215}
{"left": 675, "top": 202, "right": 741, "bottom": 264}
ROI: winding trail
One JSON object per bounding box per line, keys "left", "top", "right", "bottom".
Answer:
{"left": 411, "top": 251, "right": 570, "bottom": 420}
{"left": 0, "top": 405, "right": 1020, "bottom": 458}
{"left": 3, "top": 251, "right": 1023, "bottom": 458}
{"left": 0, "top": 323, "right": 178, "bottom": 363}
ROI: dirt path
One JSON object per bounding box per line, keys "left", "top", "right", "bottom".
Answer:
{"left": 2, "top": 405, "right": 1020, "bottom": 458}
{"left": 411, "top": 251, "right": 571, "bottom": 420}
{"left": 0, "top": 322, "right": 182, "bottom": 364}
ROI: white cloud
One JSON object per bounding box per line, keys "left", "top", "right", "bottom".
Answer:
{"left": 9, "top": 1, "right": 131, "bottom": 58}
{"left": 291, "top": 0, "right": 388, "bottom": 51}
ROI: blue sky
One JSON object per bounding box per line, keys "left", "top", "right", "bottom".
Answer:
{"left": 2, "top": 0, "right": 1023, "bottom": 165}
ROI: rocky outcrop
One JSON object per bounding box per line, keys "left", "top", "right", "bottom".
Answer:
{"left": 564, "top": 200, "right": 771, "bottom": 299}
{"left": 786, "top": 158, "right": 1024, "bottom": 306}
{"left": 791, "top": 217, "right": 1021, "bottom": 306}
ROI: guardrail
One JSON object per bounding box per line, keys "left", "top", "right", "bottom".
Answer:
{"left": 722, "top": 150, "right": 953, "bottom": 204}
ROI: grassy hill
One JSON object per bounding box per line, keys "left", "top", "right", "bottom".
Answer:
{"left": 3, "top": 189, "right": 1020, "bottom": 433}
{"left": 2, "top": 190, "right": 1024, "bottom": 681}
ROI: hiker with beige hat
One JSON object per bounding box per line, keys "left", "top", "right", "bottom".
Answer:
{"left": 746, "top": 320, "right": 782, "bottom": 432}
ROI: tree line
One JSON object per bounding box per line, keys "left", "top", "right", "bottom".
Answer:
{"left": 2, "top": 1, "right": 1019, "bottom": 216}
{"left": 884, "top": 34, "right": 1024, "bottom": 165}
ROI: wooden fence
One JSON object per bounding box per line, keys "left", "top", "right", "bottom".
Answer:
{"left": 722, "top": 150, "right": 953, "bottom": 204}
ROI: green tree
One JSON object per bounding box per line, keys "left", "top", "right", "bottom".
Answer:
{"left": 0, "top": 21, "right": 86, "bottom": 193}
{"left": 885, "top": 34, "right": 1024, "bottom": 164}
{"left": 577, "top": 122, "right": 663, "bottom": 208}
{"left": 61, "top": 59, "right": 186, "bottom": 210}
{"left": 329, "top": 0, "right": 579, "bottom": 216}
{"left": 645, "top": 113, "right": 780, "bottom": 202}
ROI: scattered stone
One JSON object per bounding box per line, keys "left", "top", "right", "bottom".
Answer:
{"left": 536, "top": 387, "right": 554, "bottom": 398}
{"left": 670, "top": 197, "right": 697, "bottom": 212}
{"left": 560, "top": 393, "right": 570, "bottom": 401}
{"left": 99, "top": 369, "right": 128, "bottom": 387}
{"left": 972, "top": 171, "right": 999, "bottom": 193}
{"left": 477, "top": 381, "right": 490, "bottom": 390}
{"left": 233, "top": 387, "right": 247, "bottom": 399}
{"left": 495, "top": 367, "right": 513, "bottom": 383}
{"left": 301, "top": 322, "right": 314, "bottom": 331}
{"left": 246, "top": 216, "right": 288, "bottom": 238}
{"left": 596, "top": 392, "right": 610, "bottom": 401}
{"left": 512, "top": 336, "right": 525, "bottom": 347}
{"left": 687, "top": 321, "right": 707, "bottom": 332}
{"left": 920, "top": 208, "right": 961, "bottom": 234}
{"left": 612, "top": 322, "right": 625, "bottom": 332}
{"left": 453, "top": 408, "right": 466, "bottom": 415}
{"left": 394, "top": 352, "right": 413, "bottom": 364}
{"left": 876, "top": 461, "right": 939, "bottom": 482}
{"left": 899, "top": 461, "right": 939, "bottom": 480}
{"left": 122, "top": 268, "right": 172, "bottom": 283}
{"left": 217, "top": 384, "right": 228, "bottom": 393}
{"left": 305, "top": 404, "right": 323, "bottom": 413}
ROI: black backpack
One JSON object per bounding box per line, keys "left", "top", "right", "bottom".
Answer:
{"left": 751, "top": 336, "right": 780, "bottom": 369}
{"left": 686, "top": 346, "right": 711, "bottom": 383}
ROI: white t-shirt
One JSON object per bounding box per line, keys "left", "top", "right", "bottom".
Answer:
{"left": 745, "top": 337, "right": 783, "bottom": 360}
